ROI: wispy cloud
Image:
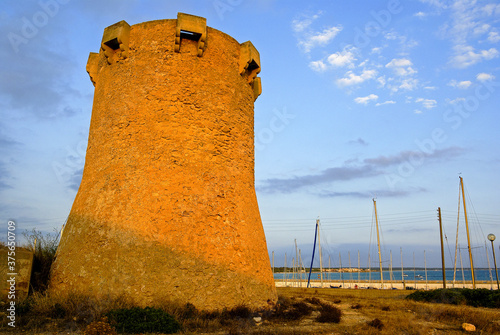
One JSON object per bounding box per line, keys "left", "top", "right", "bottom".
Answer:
{"left": 385, "top": 58, "right": 417, "bottom": 76}
{"left": 292, "top": 11, "right": 343, "bottom": 53}
{"left": 476, "top": 72, "right": 495, "bottom": 82}
{"left": 309, "top": 47, "right": 356, "bottom": 72}
{"left": 450, "top": 45, "right": 499, "bottom": 68}
{"left": 327, "top": 48, "right": 356, "bottom": 67}
{"left": 364, "top": 146, "right": 464, "bottom": 167}
{"left": 68, "top": 168, "right": 83, "bottom": 191}
{"left": 434, "top": 0, "right": 500, "bottom": 68}
{"left": 336, "top": 69, "right": 377, "bottom": 87}
{"left": 354, "top": 94, "right": 378, "bottom": 105}
{"left": 258, "top": 165, "right": 381, "bottom": 194}
{"left": 318, "top": 187, "right": 426, "bottom": 198}
{"left": 415, "top": 98, "right": 437, "bottom": 109}
{"left": 376, "top": 100, "right": 396, "bottom": 106}
{"left": 448, "top": 79, "right": 472, "bottom": 89}
{"left": 291, "top": 12, "right": 322, "bottom": 33}
{"left": 258, "top": 146, "right": 465, "bottom": 194}
{"left": 299, "top": 26, "right": 343, "bottom": 53}
{"left": 488, "top": 31, "right": 500, "bottom": 43}
{"left": 309, "top": 60, "right": 328, "bottom": 72}
{"left": 348, "top": 138, "right": 368, "bottom": 146}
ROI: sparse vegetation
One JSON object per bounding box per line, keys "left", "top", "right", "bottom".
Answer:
{"left": 316, "top": 303, "right": 342, "bottom": 323}
{"left": 406, "top": 288, "right": 500, "bottom": 308}
{"left": 83, "top": 317, "right": 117, "bottom": 335}
{"left": 106, "top": 306, "right": 181, "bottom": 334}
{"left": 367, "top": 317, "right": 384, "bottom": 330}
{"left": 3, "top": 287, "right": 500, "bottom": 334}
{"left": 22, "top": 228, "right": 59, "bottom": 293}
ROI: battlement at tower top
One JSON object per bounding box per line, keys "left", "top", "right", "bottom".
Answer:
{"left": 86, "top": 13, "right": 262, "bottom": 100}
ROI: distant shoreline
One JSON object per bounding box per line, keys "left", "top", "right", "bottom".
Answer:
{"left": 275, "top": 279, "right": 497, "bottom": 290}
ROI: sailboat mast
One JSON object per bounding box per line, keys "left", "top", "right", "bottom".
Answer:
{"left": 401, "top": 247, "right": 406, "bottom": 289}
{"left": 294, "top": 239, "right": 300, "bottom": 286}
{"left": 460, "top": 176, "right": 475, "bottom": 288}
{"left": 438, "top": 207, "right": 446, "bottom": 288}
{"left": 317, "top": 218, "right": 323, "bottom": 288}
{"left": 373, "top": 199, "right": 384, "bottom": 287}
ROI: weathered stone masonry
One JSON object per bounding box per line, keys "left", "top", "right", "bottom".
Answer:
{"left": 50, "top": 13, "right": 276, "bottom": 310}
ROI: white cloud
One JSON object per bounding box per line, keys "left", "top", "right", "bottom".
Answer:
{"left": 327, "top": 49, "right": 356, "bottom": 67}
{"left": 450, "top": 45, "right": 499, "bottom": 68}
{"left": 474, "top": 23, "right": 491, "bottom": 35}
{"left": 386, "top": 58, "right": 412, "bottom": 67}
{"left": 385, "top": 32, "right": 398, "bottom": 40}
{"left": 371, "top": 47, "right": 382, "bottom": 54}
{"left": 298, "top": 25, "right": 343, "bottom": 53}
{"left": 377, "top": 76, "right": 386, "bottom": 87}
{"left": 336, "top": 69, "right": 377, "bottom": 87}
{"left": 488, "top": 31, "right": 500, "bottom": 43}
{"left": 376, "top": 100, "right": 396, "bottom": 106}
{"left": 482, "top": 3, "right": 500, "bottom": 16}
{"left": 448, "top": 80, "right": 472, "bottom": 89}
{"left": 399, "top": 78, "right": 419, "bottom": 91}
{"left": 354, "top": 94, "right": 378, "bottom": 105}
{"left": 448, "top": 97, "right": 466, "bottom": 104}
{"left": 415, "top": 11, "right": 428, "bottom": 18}
{"left": 309, "top": 60, "right": 328, "bottom": 72}
{"left": 416, "top": 98, "right": 437, "bottom": 109}
{"left": 424, "top": 86, "right": 437, "bottom": 90}
{"left": 414, "top": 109, "right": 423, "bottom": 114}
{"left": 291, "top": 12, "right": 321, "bottom": 33}
{"left": 476, "top": 72, "right": 495, "bottom": 82}
{"left": 388, "top": 78, "right": 419, "bottom": 93}
{"left": 385, "top": 58, "right": 417, "bottom": 76}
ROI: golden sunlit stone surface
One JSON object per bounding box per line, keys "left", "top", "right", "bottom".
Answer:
{"left": 50, "top": 14, "right": 276, "bottom": 310}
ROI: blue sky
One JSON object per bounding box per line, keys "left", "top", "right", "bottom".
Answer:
{"left": 1, "top": 0, "right": 500, "bottom": 269}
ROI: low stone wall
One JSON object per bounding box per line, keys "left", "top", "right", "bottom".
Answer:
{"left": 0, "top": 246, "right": 34, "bottom": 302}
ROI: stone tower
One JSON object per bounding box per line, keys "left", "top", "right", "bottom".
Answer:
{"left": 50, "top": 13, "right": 277, "bottom": 310}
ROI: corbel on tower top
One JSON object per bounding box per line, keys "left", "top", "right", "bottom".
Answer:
{"left": 100, "top": 20, "right": 131, "bottom": 64}
{"left": 175, "top": 12, "right": 207, "bottom": 57}
{"left": 239, "top": 41, "right": 262, "bottom": 100}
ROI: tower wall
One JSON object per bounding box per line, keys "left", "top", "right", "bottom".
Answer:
{"left": 50, "top": 14, "right": 276, "bottom": 310}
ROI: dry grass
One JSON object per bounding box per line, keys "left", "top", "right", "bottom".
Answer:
{"left": 2, "top": 287, "right": 500, "bottom": 334}
{"left": 273, "top": 287, "right": 500, "bottom": 334}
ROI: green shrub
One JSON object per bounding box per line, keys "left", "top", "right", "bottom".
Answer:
{"left": 406, "top": 288, "right": 500, "bottom": 308}
{"left": 106, "top": 306, "right": 181, "bottom": 334}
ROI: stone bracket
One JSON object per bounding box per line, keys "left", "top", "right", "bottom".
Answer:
{"left": 86, "top": 52, "right": 100, "bottom": 86}
{"left": 239, "top": 41, "right": 261, "bottom": 100}
{"left": 101, "top": 20, "right": 131, "bottom": 64}
{"left": 251, "top": 77, "right": 262, "bottom": 100}
{"left": 175, "top": 12, "right": 207, "bottom": 57}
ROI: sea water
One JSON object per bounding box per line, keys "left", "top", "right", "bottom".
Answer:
{"left": 274, "top": 269, "right": 498, "bottom": 282}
